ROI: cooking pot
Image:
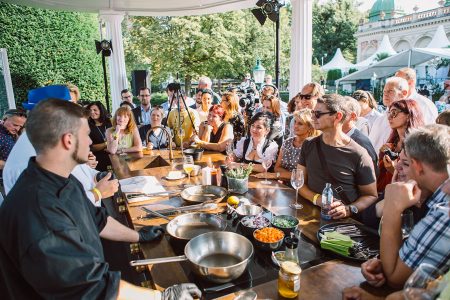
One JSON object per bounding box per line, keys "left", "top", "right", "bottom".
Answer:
{"left": 130, "top": 231, "right": 253, "bottom": 283}
{"left": 166, "top": 212, "right": 227, "bottom": 241}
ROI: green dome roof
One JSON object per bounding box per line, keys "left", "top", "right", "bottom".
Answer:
{"left": 446, "top": 0, "right": 450, "bottom": 7}
{"left": 369, "top": 0, "right": 405, "bottom": 22}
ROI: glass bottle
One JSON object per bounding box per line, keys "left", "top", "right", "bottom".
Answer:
{"left": 278, "top": 261, "right": 301, "bottom": 298}
{"left": 284, "top": 233, "right": 299, "bottom": 264}
{"left": 320, "top": 183, "right": 333, "bottom": 221}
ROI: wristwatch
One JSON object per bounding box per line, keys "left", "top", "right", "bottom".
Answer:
{"left": 349, "top": 205, "right": 359, "bottom": 215}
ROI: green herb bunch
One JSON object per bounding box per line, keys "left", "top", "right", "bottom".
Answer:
{"left": 225, "top": 163, "right": 253, "bottom": 179}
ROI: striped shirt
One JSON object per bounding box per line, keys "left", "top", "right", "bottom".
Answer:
{"left": 399, "top": 186, "right": 450, "bottom": 273}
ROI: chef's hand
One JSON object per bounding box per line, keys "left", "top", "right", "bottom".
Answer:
{"left": 138, "top": 226, "right": 164, "bottom": 242}
{"left": 162, "top": 283, "right": 201, "bottom": 300}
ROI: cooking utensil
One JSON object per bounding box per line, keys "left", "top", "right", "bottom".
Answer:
{"left": 234, "top": 204, "right": 263, "bottom": 219}
{"left": 139, "top": 202, "right": 218, "bottom": 220}
{"left": 183, "top": 148, "right": 204, "bottom": 161}
{"left": 141, "top": 207, "right": 171, "bottom": 221}
{"left": 180, "top": 185, "right": 227, "bottom": 204}
{"left": 166, "top": 212, "right": 227, "bottom": 241}
{"left": 126, "top": 190, "right": 180, "bottom": 199}
{"left": 130, "top": 231, "right": 254, "bottom": 283}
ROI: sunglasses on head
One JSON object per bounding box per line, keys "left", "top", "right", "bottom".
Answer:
{"left": 312, "top": 110, "right": 336, "bottom": 119}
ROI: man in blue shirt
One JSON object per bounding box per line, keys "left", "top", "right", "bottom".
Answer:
{"left": 361, "top": 124, "right": 449, "bottom": 289}
{"left": 0, "top": 109, "right": 27, "bottom": 170}
{"left": 132, "top": 87, "right": 152, "bottom": 141}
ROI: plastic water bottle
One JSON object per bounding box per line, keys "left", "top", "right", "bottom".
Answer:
{"left": 320, "top": 183, "right": 333, "bottom": 220}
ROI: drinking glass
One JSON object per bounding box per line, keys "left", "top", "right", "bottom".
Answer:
{"left": 401, "top": 209, "right": 414, "bottom": 239}
{"left": 403, "top": 263, "right": 444, "bottom": 300}
{"left": 289, "top": 168, "right": 304, "bottom": 210}
{"left": 261, "top": 156, "right": 272, "bottom": 185}
{"left": 183, "top": 156, "right": 194, "bottom": 181}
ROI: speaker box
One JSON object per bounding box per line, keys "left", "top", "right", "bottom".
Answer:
{"left": 131, "top": 70, "right": 150, "bottom": 96}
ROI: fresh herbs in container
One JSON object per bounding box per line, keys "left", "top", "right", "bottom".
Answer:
{"left": 225, "top": 163, "right": 253, "bottom": 194}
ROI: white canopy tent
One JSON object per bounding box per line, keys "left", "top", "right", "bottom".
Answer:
{"left": 321, "top": 48, "right": 355, "bottom": 72}
{"left": 338, "top": 48, "right": 450, "bottom": 84}
{"left": 4, "top": 0, "right": 313, "bottom": 110}
{"left": 427, "top": 25, "right": 450, "bottom": 48}
{"left": 355, "top": 34, "right": 397, "bottom": 68}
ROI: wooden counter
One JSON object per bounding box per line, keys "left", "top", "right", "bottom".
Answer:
{"left": 110, "top": 150, "right": 393, "bottom": 299}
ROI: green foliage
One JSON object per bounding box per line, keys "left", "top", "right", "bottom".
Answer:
{"left": 226, "top": 163, "right": 253, "bottom": 179}
{"left": 326, "top": 69, "right": 342, "bottom": 87}
{"left": 312, "top": 64, "right": 326, "bottom": 83}
{"left": 348, "top": 68, "right": 358, "bottom": 74}
{"left": 151, "top": 92, "right": 167, "bottom": 106}
{"left": 124, "top": 7, "right": 292, "bottom": 94}
{"left": 312, "top": 0, "right": 359, "bottom": 66}
{"left": 375, "top": 52, "right": 390, "bottom": 62}
{"left": 279, "top": 91, "right": 289, "bottom": 103}
{"left": 0, "top": 3, "right": 104, "bottom": 105}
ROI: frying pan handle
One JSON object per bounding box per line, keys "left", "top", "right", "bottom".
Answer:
{"left": 130, "top": 255, "right": 187, "bottom": 266}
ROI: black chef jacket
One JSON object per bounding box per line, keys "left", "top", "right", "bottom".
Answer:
{"left": 0, "top": 158, "right": 120, "bottom": 299}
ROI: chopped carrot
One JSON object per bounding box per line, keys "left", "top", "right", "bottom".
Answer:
{"left": 254, "top": 227, "right": 284, "bottom": 243}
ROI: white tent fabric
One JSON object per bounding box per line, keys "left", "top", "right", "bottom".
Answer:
{"left": 6, "top": 0, "right": 256, "bottom": 16}
{"left": 321, "top": 48, "right": 355, "bottom": 71}
{"left": 356, "top": 34, "right": 397, "bottom": 68}
{"left": 427, "top": 25, "right": 450, "bottom": 48}
{"left": 338, "top": 48, "right": 450, "bottom": 83}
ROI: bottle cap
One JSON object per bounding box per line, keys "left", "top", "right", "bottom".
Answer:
{"left": 284, "top": 235, "right": 299, "bottom": 249}
{"left": 281, "top": 261, "right": 301, "bottom": 275}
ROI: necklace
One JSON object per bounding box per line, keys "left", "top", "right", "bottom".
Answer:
{"left": 96, "top": 124, "right": 107, "bottom": 142}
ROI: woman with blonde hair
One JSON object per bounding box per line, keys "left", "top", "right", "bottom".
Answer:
{"left": 221, "top": 92, "right": 245, "bottom": 144}
{"left": 106, "top": 107, "right": 142, "bottom": 154}
{"left": 255, "top": 108, "right": 320, "bottom": 181}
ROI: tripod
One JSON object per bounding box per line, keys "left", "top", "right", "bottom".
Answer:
{"left": 162, "top": 82, "right": 198, "bottom": 154}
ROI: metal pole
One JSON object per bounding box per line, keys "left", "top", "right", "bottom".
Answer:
{"left": 275, "top": 15, "right": 280, "bottom": 89}
{"left": 407, "top": 49, "right": 412, "bottom": 68}
{"left": 102, "top": 53, "right": 111, "bottom": 113}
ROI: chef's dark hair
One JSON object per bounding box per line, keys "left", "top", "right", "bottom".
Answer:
{"left": 27, "top": 98, "right": 88, "bottom": 154}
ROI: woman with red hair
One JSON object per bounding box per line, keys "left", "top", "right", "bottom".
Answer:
{"left": 192, "top": 105, "right": 234, "bottom": 152}
{"left": 106, "top": 107, "right": 142, "bottom": 155}
{"left": 377, "top": 99, "right": 424, "bottom": 192}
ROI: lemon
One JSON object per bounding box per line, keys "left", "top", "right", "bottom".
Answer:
{"left": 227, "top": 196, "right": 240, "bottom": 206}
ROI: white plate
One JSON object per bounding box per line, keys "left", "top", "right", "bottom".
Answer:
{"left": 164, "top": 173, "right": 186, "bottom": 180}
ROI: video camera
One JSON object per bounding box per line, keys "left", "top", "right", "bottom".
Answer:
{"left": 238, "top": 86, "right": 259, "bottom": 116}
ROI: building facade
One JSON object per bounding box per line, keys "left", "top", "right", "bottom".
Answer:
{"left": 356, "top": 0, "right": 450, "bottom": 62}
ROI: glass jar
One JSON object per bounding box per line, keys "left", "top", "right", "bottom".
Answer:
{"left": 278, "top": 261, "right": 301, "bottom": 298}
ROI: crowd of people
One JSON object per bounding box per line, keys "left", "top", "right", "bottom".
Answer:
{"left": 0, "top": 69, "right": 448, "bottom": 299}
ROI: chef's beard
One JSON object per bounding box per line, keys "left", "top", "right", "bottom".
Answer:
{"left": 71, "top": 136, "right": 88, "bottom": 165}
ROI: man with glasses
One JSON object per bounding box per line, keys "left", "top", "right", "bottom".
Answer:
{"left": 395, "top": 67, "right": 438, "bottom": 124}
{"left": 120, "top": 89, "right": 135, "bottom": 109}
{"left": 132, "top": 87, "right": 152, "bottom": 141}
{"left": 298, "top": 94, "right": 378, "bottom": 221}
{"left": 369, "top": 77, "right": 409, "bottom": 153}
{"left": 0, "top": 109, "right": 27, "bottom": 170}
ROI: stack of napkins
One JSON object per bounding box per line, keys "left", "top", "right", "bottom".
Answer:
{"left": 320, "top": 231, "right": 355, "bottom": 256}
{"left": 119, "top": 176, "right": 166, "bottom": 203}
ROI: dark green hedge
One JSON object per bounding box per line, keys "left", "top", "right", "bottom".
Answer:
{"left": 0, "top": 3, "right": 105, "bottom": 104}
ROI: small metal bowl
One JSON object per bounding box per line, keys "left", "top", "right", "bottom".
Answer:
{"left": 235, "top": 204, "right": 263, "bottom": 219}
{"left": 239, "top": 215, "right": 270, "bottom": 237}
{"left": 253, "top": 227, "right": 285, "bottom": 252}
{"left": 183, "top": 148, "right": 204, "bottom": 161}
{"left": 271, "top": 215, "right": 299, "bottom": 236}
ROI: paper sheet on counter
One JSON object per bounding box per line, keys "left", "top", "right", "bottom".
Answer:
{"left": 119, "top": 176, "right": 166, "bottom": 203}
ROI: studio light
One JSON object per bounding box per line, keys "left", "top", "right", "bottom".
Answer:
{"left": 95, "top": 39, "right": 113, "bottom": 112}
{"left": 251, "top": 0, "right": 284, "bottom": 25}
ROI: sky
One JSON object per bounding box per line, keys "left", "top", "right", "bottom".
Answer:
{"left": 356, "top": 0, "right": 440, "bottom": 13}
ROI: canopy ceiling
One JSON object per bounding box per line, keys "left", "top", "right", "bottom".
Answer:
{"left": 3, "top": 0, "right": 256, "bottom": 16}
{"left": 338, "top": 48, "right": 450, "bottom": 83}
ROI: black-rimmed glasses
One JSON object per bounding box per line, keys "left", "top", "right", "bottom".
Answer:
{"left": 312, "top": 110, "right": 336, "bottom": 119}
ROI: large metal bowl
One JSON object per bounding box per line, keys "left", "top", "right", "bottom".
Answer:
{"left": 166, "top": 213, "right": 227, "bottom": 241}
{"left": 234, "top": 204, "right": 263, "bottom": 219}
{"left": 180, "top": 185, "right": 227, "bottom": 204}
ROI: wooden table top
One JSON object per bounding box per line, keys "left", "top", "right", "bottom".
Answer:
{"left": 110, "top": 150, "right": 392, "bottom": 299}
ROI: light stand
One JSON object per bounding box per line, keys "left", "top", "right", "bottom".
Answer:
{"left": 251, "top": 0, "right": 285, "bottom": 89}
{"left": 95, "top": 39, "right": 112, "bottom": 113}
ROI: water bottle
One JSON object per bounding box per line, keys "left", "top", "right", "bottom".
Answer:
{"left": 320, "top": 183, "right": 333, "bottom": 220}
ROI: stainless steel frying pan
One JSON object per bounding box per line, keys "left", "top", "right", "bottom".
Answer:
{"left": 130, "top": 232, "right": 253, "bottom": 283}
{"left": 180, "top": 185, "right": 227, "bottom": 204}
{"left": 166, "top": 212, "right": 227, "bottom": 241}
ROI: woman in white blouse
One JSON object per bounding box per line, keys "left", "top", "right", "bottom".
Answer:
{"left": 231, "top": 112, "right": 279, "bottom": 173}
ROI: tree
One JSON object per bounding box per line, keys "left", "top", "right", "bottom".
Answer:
{"left": 0, "top": 3, "right": 105, "bottom": 104}
{"left": 124, "top": 7, "right": 292, "bottom": 94}
{"left": 312, "top": 0, "right": 359, "bottom": 66}
{"left": 375, "top": 52, "right": 390, "bottom": 62}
